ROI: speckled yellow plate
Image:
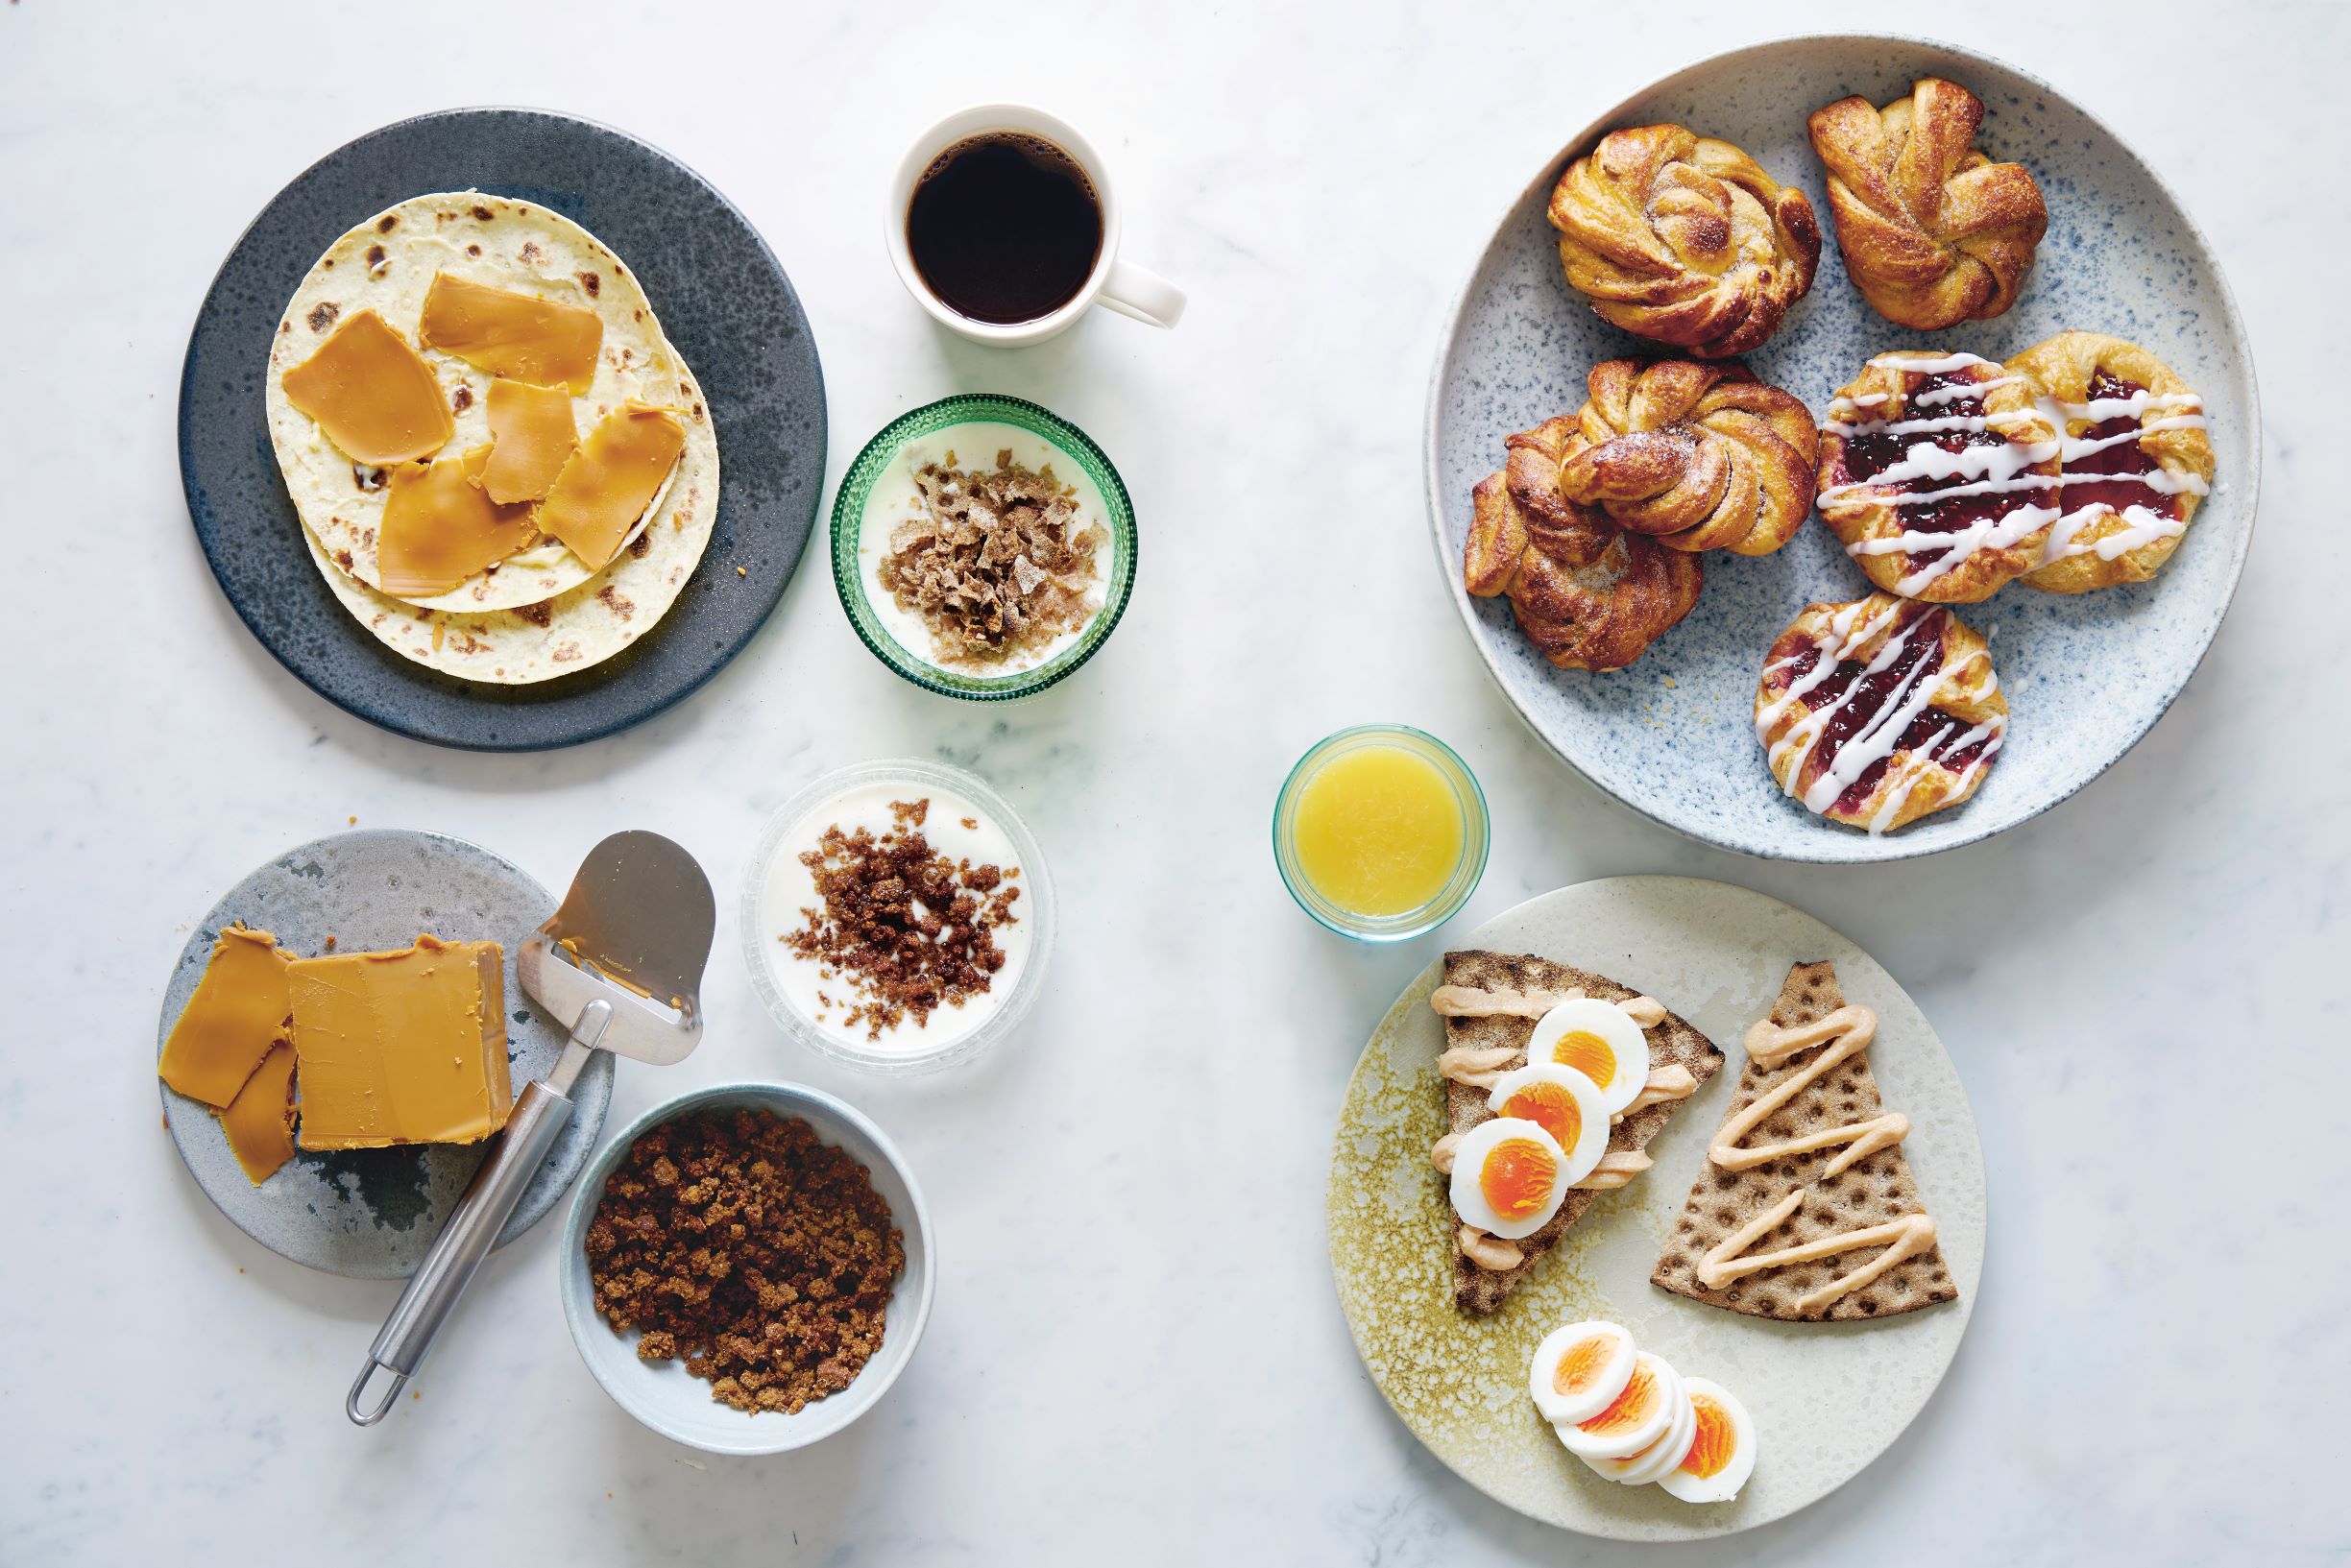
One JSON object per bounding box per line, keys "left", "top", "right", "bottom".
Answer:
{"left": 1327, "top": 876, "right": 1985, "bottom": 1540}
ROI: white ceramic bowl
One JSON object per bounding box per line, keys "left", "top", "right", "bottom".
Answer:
{"left": 558, "top": 1081, "right": 935, "bottom": 1456}
{"left": 740, "top": 759, "right": 1057, "bottom": 1074}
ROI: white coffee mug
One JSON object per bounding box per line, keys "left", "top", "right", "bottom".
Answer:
{"left": 887, "top": 104, "right": 1186, "bottom": 346}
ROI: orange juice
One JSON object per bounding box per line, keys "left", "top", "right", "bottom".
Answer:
{"left": 1291, "top": 744, "right": 1464, "bottom": 916}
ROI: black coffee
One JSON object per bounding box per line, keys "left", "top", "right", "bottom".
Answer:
{"left": 907, "top": 133, "right": 1103, "bottom": 325}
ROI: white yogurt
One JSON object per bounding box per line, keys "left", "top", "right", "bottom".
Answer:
{"left": 857, "top": 421, "right": 1111, "bottom": 676}
{"left": 758, "top": 779, "right": 1034, "bottom": 1054}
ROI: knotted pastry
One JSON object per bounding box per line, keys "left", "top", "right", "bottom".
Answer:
{"left": 1548, "top": 358, "right": 1818, "bottom": 556}
{"left": 1466, "top": 418, "right": 1703, "bottom": 672}
{"left": 1756, "top": 593, "right": 2006, "bottom": 834}
{"left": 2008, "top": 331, "right": 2214, "bottom": 593}
{"left": 1807, "top": 78, "right": 2048, "bottom": 330}
{"left": 1816, "top": 350, "right": 2061, "bottom": 603}
{"left": 1548, "top": 125, "right": 1821, "bottom": 358}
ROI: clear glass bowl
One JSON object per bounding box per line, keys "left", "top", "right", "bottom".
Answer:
{"left": 1272, "top": 724, "right": 1490, "bottom": 942}
{"left": 741, "top": 759, "right": 1056, "bottom": 1074}
{"left": 830, "top": 394, "right": 1137, "bottom": 701}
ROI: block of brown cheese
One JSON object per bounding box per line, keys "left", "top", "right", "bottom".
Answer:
{"left": 287, "top": 936, "right": 514, "bottom": 1150}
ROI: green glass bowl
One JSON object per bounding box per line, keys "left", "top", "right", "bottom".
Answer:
{"left": 830, "top": 394, "right": 1137, "bottom": 701}
{"left": 1272, "top": 724, "right": 1490, "bottom": 942}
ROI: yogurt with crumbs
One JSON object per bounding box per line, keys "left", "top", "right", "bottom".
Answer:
{"left": 743, "top": 760, "right": 1055, "bottom": 1072}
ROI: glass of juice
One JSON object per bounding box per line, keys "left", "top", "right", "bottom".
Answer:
{"left": 1272, "top": 724, "right": 1489, "bottom": 941}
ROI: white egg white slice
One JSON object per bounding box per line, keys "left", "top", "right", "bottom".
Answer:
{"left": 1658, "top": 1377, "right": 1757, "bottom": 1504}
{"left": 1447, "top": 1117, "right": 1570, "bottom": 1240}
{"left": 1591, "top": 1377, "right": 1697, "bottom": 1486}
{"left": 1527, "top": 1321, "right": 1638, "bottom": 1426}
{"left": 1555, "top": 1352, "right": 1684, "bottom": 1461}
{"left": 1484, "top": 1063, "right": 1610, "bottom": 1187}
{"left": 1525, "top": 998, "right": 1650, "bottom": 1118}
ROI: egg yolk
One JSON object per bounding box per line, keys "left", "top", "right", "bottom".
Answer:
{"left": 1579, "top": 1360, "right": 1658, "bottom": 1435}
{"left": 1549, "top": 1030, "right": 1617, "bottom": 1089}
{"left": 1553, "top": 1334, "right": 1614, "bottom": 1396}
{"left": 1682, "top": 1395, "right": 1735, "bottom": 1478}
{"left": 1501, "top": 1081, "right": 1584, "bottom": 1152}
{"left": 1477, "top": 1137, "right": 1559, "bottom": 1220}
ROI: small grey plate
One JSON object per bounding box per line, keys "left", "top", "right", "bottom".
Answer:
{"left": 1427, "top": 35, "right": 2261, "bottom": 862}
{"left": 157, "top": 829, "right": 613, "bottom": 1278}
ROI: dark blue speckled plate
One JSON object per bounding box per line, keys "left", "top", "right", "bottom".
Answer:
{"left": 1428, "top": 36, "right": 2261, "bottom": 862}
{"left": 180, "top": 109, "right": 825, "bottom": 751}
{"left": 157, "top": 830, "right": 613, "bottom": 1278}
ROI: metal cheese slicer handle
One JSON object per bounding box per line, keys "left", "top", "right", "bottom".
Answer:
{"left": 344, "top": 999, "right": 611, "bottom": 1426}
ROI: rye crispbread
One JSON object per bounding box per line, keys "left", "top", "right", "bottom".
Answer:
{"left": 1441, "top": 951, "right": 1723, "bottom": 1314}
{"left": 1650, "top": 961, "right": 1956, "bottom": 1321}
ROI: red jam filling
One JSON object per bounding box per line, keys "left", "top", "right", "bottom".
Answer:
{"left": 1766, "top": 610, "right": 1996, "bottom": 812}
{"left": 2057, "top": 371, "right": 2173, "bottom": 523}
{"left": 1833, "top": 371, "right": 2042, "bottom": 560}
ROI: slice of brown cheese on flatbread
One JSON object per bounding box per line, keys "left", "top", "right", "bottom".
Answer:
{"left": 1441, "top": 951, "right": 1723, "bottom": 1314}
{"left": 1651, "top": 960, "right": 1956, "bottom": 1321}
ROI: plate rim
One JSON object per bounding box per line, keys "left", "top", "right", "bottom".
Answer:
{"left": 1324, "top": 872, "right": 1988, "bottom": 1539}
{"left": 1419, "top": 32, "right": 2264, "bottom": 863}
{"left": 156, "top": 825, "right": 614, "bottom": 1277}
{"left": 177, "top": 103, "right": 827, "bottom": 752}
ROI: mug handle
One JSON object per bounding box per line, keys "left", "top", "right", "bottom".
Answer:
{"left": 1097, "top": 258, "right": 1186, "bottom": 329}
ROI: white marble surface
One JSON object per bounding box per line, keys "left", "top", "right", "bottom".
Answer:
{"left": 3, "top": 2, "right": 2342, "bottom": 1562}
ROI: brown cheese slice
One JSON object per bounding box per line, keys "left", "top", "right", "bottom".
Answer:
{"left": 216, "top": 1041, "right": 299, "bottom": 1185}
{"left": 279, "top": 310, "right": 454, "bottom": 465}
{"left": 478, "top": 378, "right": 578, "bottom": 503}
{"left": 377, "top": 446, "right": 541, "bottom": 597}
{"left": 158, "top": 926, "right": 295, "bottom": 1107}
{"left": 537, "top": 405, "right": 687, "bottom": 569}
{"left": 418, "top": 273, "right": 603, "bottom": 394}
{"left": 288, "top": 935, "right": 513, "bottom": 1150}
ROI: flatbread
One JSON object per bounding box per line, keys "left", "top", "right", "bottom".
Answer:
{"left": 265, "top": 191, "right": 712, "bottom": 615}
{"left": 1440, "top": 951, "right": 1723, "bottom": 1313}
{"left": 1651, "top": 961, "right": 1957, "bottom": 1321}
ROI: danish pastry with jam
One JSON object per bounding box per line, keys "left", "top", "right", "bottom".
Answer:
{"left": 1807, "top": 77, "right": 2048, "bottom": 331}
{"left": 2008, "top": 331, "right": 2215, "bottom": 593}
{"left": 1547, "top": 124, "right": 1820, "bottom": 359}
{"left": 1755, "top": 593, "right": 2006, "bottom": 835}
{"left": 1816, "top": 350, "right": 2061, "bottom": 604}
{"left": 1465, "top": 418, "right": 1702, "bottom": 673}
{"left": 1543, "top": 358, "right": 1818, "bottom": 557}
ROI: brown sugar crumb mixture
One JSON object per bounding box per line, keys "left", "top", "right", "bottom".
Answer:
{"left": 880, "top": 447, "right": 1102, "bottom": 670}
{"left": 784, "top": 797, "right": 1021, "bottom": 1038}
{"left": 583, "top": 1107, "right": 905, "bottom": 1414}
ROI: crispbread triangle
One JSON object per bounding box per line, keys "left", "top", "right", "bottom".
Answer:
{"left": 1441, "top": 951, "right": 1724, "bottom": 1314}
{"left": 1651, "top": 960, "right": 1956, "bottom": 1321}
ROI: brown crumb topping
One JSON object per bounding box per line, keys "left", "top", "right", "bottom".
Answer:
{"left": 783, "top": 797, "right": 1020, "bottom": 1038}
{"left": 584, "top": 1108, "right": 903, "bottom": 1414}
{"left": 879, "top": 447, "right": 1101, "bottom": 670}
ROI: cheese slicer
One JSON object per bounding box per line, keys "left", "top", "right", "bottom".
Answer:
{"left": 346, "top": 831, "right": 715, "bottom": 1425}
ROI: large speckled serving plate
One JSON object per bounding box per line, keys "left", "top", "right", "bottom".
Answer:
{"left": 1427, "top": 36, "right": 2260, "bottom": 861}
{"left": 157, "top": 830, "right": 612, "bottom": 1278}
{"left": 181, "top": 109, "right": 825, "bottom": 751}
{"left": 1328, "top": 877, "right": 1985, "bottom": 1540}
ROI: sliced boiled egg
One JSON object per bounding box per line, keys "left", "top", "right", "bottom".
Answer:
{"left": 1526, "top": 998, "right": 1649, "bottom": 1118}
{"left": 1447, "top": 1117, "right": 1569, "bottom": 1240}
{"left": 1484, "top": 1064, "right": 1609, "bottom": 1187}
{"left": 1527, "top": 1321, "right": 1637, "bottom": 1426}
{"left": 1555, "top": 1351, "right": 1683, "bottom": 1461}
{"left": 1658, "top": 1377, "right": 1757, "bottom": 1504}
{"left": 1585, "top": 1375, "right": 1696, "bottom": 1486}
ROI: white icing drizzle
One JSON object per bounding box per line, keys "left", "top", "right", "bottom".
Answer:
{"left": 1755, "top": 601, "right": 2004, "bottom": 835}
{"left": 1823, "top": 353, "right": 2211, "bottom": 590}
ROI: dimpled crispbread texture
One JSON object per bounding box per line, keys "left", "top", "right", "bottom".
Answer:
{"left": 1652, "top": 961, "right": 1955, "bottom": 1320}
{"left": 1442, "top": 951, "right": 1724, "bottom": 1314}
